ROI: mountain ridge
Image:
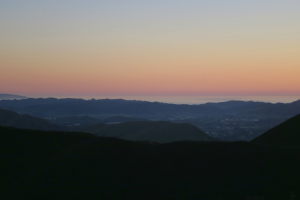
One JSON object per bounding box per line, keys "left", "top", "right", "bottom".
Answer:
{"left": 0, "top": 93, "right": 27, "bottom": 100}
{"left": 253, "top": 114, "right": 300, "bottom": 147}
{"left": 0, "top": 108, "right": 213, "bottom": 143}
{"left": 0, "top": 108, "right": 61, "bottom": 131}
{"left": 0, "top": 98, "right": 299, "bottom": 141}
{"left": 82, "top": 121, "right": 213, "bottom": 143}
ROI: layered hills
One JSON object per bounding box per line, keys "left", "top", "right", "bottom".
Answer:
{"left": 0, "top": 108, "right": 60, "bottom": 131}
{"left": 0, "top": 98, "right": 299, "bottom": 140}
{"left": 0, "top": 108, "right": 213, "bottom": 143}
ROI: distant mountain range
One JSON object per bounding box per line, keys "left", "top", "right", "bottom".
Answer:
{"left": 0, "top": 98, "right": 299, "bottom": 140}
{"left": 0, "top": 98, "right": 299, "bottom": 118}
{"left": 0, "top": 93, "right": 27, "bottom": 100}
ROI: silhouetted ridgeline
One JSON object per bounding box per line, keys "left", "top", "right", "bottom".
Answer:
{"left": 80, "top": 121, "right": 213, "bottom": 142}
{"left": 0, "top": 98, "right": 299, "bottom": 118}
{"left": 0, "top": 108, "right": 213, "bottom": 143}
{"left": 0, "top": 98, "right": 299, "bottom": 140}
{"left": 2, "top": 125, "right": 300, "bottom": 200}
{"left": 253, "top": 114, "right": 300, "bottom": 147}
{"left": 0, "top": 108, "right": 61, "bottom": 131}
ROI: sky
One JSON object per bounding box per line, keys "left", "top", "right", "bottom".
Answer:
{"left": 0, "top": 0, "right": 300, "bottom": 97}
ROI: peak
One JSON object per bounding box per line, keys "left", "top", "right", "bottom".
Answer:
{"left": 291, "top": 99, "right": 300, "bottom": 104}
{"left": 253, "top": 114, "right": 300, "bottom": 146}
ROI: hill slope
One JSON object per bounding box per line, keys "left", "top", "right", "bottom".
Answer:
{"left": 0, "top": 98, "right": 299, "bottom": 141}
{"left": 2, "top": 126, "right": 300, "bottom": 199}
{"left": 0, "top": 108, "right": 60, "bottom": 131}
{"left": 83, "top": 121, "right": 213, "bottom": 143}
{"left": 253, "top": 114, "right": 300, "bottom": 146}
{"left": 0, "top": 108, "right": 212, "bottom": 143}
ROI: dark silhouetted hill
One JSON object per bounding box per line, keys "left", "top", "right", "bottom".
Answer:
{"left": 0, "top": 108, "right": 61, "bottom": 131}
{"left": 253, "top": 114, "right": 300, "bottom": 147}
{"left": 2, "top": 126, "right": 300, "bottom": 199}
{"left": 83, "top": 121, "right": 213, "bottom": 143}
{"left": 0, "top": 108, "right": 212, "bottom": 143}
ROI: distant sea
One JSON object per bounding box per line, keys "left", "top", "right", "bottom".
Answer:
{"left": 73, "top": 95, "right": 300, "bottom": 105}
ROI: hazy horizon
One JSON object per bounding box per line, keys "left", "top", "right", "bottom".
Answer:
{"left": 3, "top": 93, "right": 299, "bottom": 104}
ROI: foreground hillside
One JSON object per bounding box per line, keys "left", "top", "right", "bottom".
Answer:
{"left": 2, "top": 126, "right": 300, "bottom": 200}
{"left": 253, "top": 114, "right": 300, "bottom": 147}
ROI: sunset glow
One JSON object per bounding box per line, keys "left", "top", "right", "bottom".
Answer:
{"left": 1, "top": 0, "right": 300, "bottom": 96}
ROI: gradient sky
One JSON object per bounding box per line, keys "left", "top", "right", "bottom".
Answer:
{"left": 1, "top": 0, "right": 300, "bottom": 96}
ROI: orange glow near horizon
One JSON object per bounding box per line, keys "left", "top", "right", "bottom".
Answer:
{"left": 1, "top": 1, "right": 300, "bottom": 97}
